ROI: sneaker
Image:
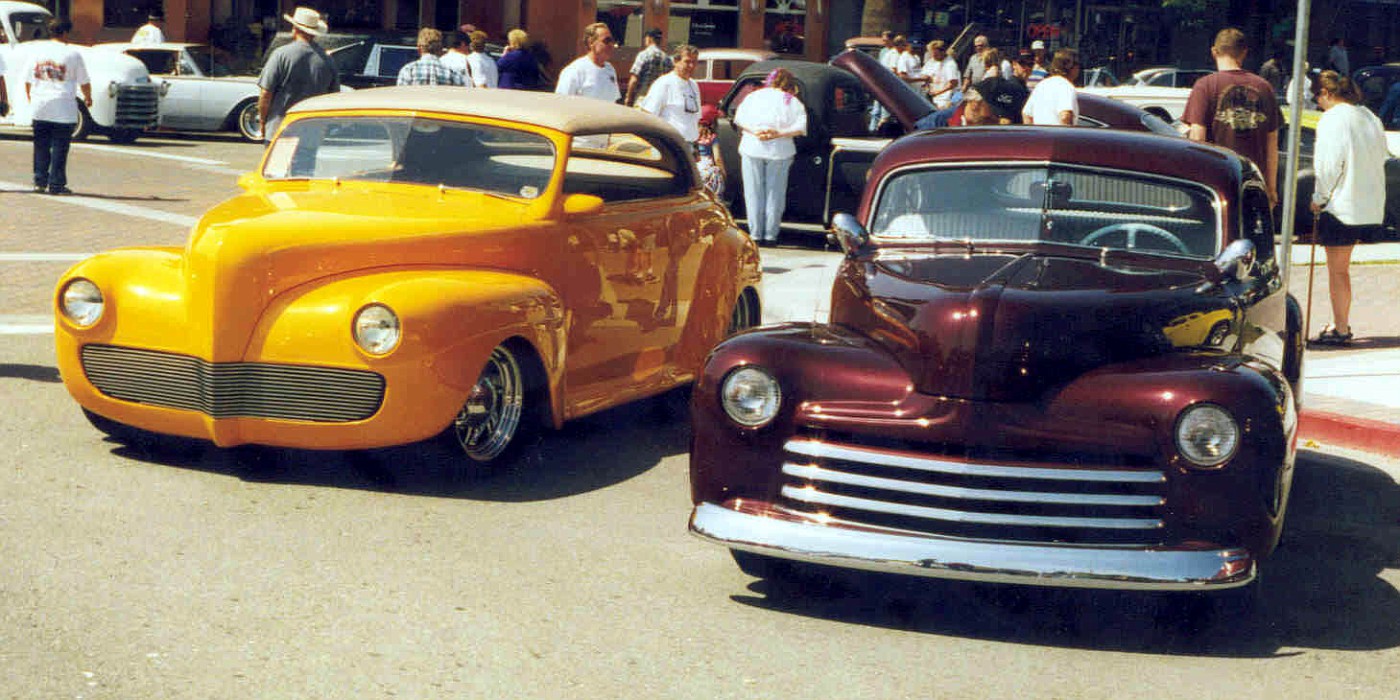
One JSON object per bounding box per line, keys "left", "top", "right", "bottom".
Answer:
{"left": 48, "top": 186, "right": 73, "bottom": 196}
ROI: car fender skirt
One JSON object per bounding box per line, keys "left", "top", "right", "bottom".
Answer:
{"left": 690, "top": 501, "right": 1257, "bottom": 591}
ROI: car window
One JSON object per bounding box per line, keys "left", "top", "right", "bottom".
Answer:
{"left": 564, "top": 132, "right": 689, "bottom": 202}
{"left": 870, "top": 165, "right": 1220, "bottom": 258}
{"left": 127, "top": 49, "right": 177, "bottom": 75}
{"left": 10, "top": 11, "right": 50, "bottom": 42}
{"left": 1146, "top": 72, "right": 1174, "bottom": 87}
{"left": 377, "top": 46, "right": 418, "bottom": 77}
{"left": 716, "top": 60, "right": 754, "bottom": 80}
{"left": 263, "top": 116, "right": 556, "bottom": 199}
{"left": 178, "top": 51, "right": 201, "bottom": 77}
{"left": 1242, "top": 187, "right": 1275, "bottom": 261}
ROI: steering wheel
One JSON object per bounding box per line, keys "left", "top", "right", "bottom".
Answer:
{"left": 1078, "top": 222, "right": 1190, "bottom": 254}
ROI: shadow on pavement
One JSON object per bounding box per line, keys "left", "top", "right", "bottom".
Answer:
{"left": 105, "top": 388, "right": 692, "bottom": 502}
{"left": 0, "top": 363, "right": 61, "bottom": 383}
{"left": 1306, "top": 335, "right": 1400, "bottom": 351}
{"left": 728, "top": 449, "right": 1400, "bottom": 657}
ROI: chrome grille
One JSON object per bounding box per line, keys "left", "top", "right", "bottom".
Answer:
{"left": 114, "top": 85, "right": 160, "bottom": 129}
{"left": 81, "top": 344, "right": 384, "bottom": 423}
{"left": 778, "top": 438, "right": 1167, "bottom": 546}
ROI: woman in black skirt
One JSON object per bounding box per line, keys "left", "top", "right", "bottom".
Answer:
{"left": 1309, "top": 70, "right": 1388, "bottom": 345}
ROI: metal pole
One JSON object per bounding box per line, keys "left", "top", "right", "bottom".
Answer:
{"left": 1278, "top": 0, "right": 1312, "bottom": 291}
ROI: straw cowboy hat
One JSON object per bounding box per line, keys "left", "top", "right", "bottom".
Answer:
{"left": 284, "top": 7, "right": 328, "bottom": 36}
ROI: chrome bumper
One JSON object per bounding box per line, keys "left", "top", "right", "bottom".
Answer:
{"left": 690, "top": 501, "right": 1255, "bottom": 591}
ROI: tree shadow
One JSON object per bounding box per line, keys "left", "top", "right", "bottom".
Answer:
{"left": 0, "top": 363, "right": 61, "bottom": 383}
{"left": 105, "top": 388, "right": 692, "bottom": 502}
{"left": 726, "top": 449, "right": 1400, "bottom": 658}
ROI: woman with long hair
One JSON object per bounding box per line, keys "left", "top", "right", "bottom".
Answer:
{"left": 732, "top": 68, "right": 808, "bottom": 247}
{"left": 1309, "top": 70, "right": 1388, "bottom": 345}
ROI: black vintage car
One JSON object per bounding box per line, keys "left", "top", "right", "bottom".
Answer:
{"left": 715, "top": 50, "right": 1181, "bottom": 234}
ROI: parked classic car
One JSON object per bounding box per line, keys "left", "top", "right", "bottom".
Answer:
{"left": 1080, "top": 66, "right": 1213, "bottom": 122}
{"left": 690, "top": 126, "right": 1303, "bottom": 601}
{"left": 696, "top": 48, "right": 777, "bottom": 106}
{"left": 55, "top": 88, "right": 761, "bottom": 473}
{"left": 95, "top": 42, "right": 263, "bottom": 141}
{"left": 715, "top": 50, "right": 1181, "bottom": 232}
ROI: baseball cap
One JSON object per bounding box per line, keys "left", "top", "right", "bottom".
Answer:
{"left": 1031, "top": 40, "right": 1046, "bottom": 50}
{"left": 967, "top": 77, "right": 1028, "bottom": 122}
{"left": 699, "top": 104, "right": 720, "bottom": 127}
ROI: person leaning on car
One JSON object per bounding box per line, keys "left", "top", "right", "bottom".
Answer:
{"left": 257, "top": 7, "right": 339, "bottom": 142}
{"left": 396, "top": 28, "right": 467, "bottom": 87}
{"left": 1181, "top": 28, "right": 1282, "bottom": 205}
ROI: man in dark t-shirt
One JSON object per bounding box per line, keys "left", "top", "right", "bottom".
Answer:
{"left": 257, "top": 8, "right": 340, "bottom": 141}
{"left": 1183, "top": 28, "right": 1283, "bottom": 204}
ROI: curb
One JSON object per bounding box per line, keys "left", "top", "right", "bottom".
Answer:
{"left": 1297, "top": 409, "right": 1400, "bottom": 459}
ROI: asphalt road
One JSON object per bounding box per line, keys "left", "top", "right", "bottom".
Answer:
{"left": 2, "top": 130, "right": 1400, "bottom": 698}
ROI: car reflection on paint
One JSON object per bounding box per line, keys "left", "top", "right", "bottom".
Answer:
{"left": 689, "top": 125, "right": 1305, "bottom": 611}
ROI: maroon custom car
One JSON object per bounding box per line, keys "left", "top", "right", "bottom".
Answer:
{"left": 690, "top": 126, "right": 1304, "bottom": 599}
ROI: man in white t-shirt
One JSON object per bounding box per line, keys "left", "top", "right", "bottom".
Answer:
{"left": 870, "top": 30, "right": 898, "bottom": 130}
{"left": 132, "top": 12, "right": 165, "bottom": 45}
{"left": 465, "top": 31, "right": 498, "bottom": 88}
{"left": 440, "top": 31, "right": 473, "bottom": 84}
{"left": 893, "top": 36, "right": 920, "bottom": 83}
{"left": 921, "top": 40, "right": 960, "bottom": 109}
{"left": 555, "top": 22, "right": 621, "bottom": 103}
{"left": 23, "top": 18, "right": 91, "bottom": 195}
{"left": 640, "top": 45, "right": 701, "bottom": 144}
{"left": 1022, "top": 48, "right": 1079, "bottom": 126}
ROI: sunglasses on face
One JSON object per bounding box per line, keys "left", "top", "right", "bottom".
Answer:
{"left": 600, "top": 36, "right": 616, "bottom": 45}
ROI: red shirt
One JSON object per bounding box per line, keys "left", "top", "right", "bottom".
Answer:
{"left": 1182, "top": 69, "right": 1283, "bottom": 170}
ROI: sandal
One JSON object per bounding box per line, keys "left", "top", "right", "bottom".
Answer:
{"left": 1315, "top": 325, "right": 1354, "bottom": 346}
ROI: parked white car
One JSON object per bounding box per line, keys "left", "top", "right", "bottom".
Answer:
{"left": 1081, "top": 66, "right": 1213, "bottom": 122}
{"left": 0, "top": 1, "right": 160, "bottom": 143}
{"left": 95, "top": 42, "right": 261, "bottom": 141}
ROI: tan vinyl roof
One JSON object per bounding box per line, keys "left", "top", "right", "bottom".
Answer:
{"left": 286, "top": 86, "right": 675, "bottom": 136}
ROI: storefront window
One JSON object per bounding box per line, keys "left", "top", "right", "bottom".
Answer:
{"left": 104, "top": 0, "right": 161, "bottom": 28}
{"left": 765, "top": 0, "right": 805, "bottom": 55}
{"left": 671, "top": 1, "right": 739, "bottom": 49}
{"left": 598, "top": 0, "right": 644, "bottom": 45}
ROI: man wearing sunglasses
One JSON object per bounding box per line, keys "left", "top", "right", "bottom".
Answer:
{"left": 556, "top": 22, "right": 621, "bottom": 103}
{"left": 640, "top": 45, "right": 702, "bottom": 146}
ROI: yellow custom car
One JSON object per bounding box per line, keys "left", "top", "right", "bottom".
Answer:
{"left": 55, "top": 87, "right": 762, "bottom": 472}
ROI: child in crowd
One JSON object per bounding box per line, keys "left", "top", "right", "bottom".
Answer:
{"left": 696, "top": 104, "right": 725, "bottom": 196}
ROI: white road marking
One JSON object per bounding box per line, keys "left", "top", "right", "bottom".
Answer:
{"left": 0, "top": 180, "right": 198, "bottom": 227}
{"left": 0, "top": 315, "right": 52, "bottom": 335}
{"left": 70, "top": 142, "right": 232, "bottom": 166}
{"left": 0, "top": 253, "right": 91, "bottom": 262}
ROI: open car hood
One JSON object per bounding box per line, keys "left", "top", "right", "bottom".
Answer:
{"left": 833, "top": 249, "right": 1238, "bottom": 401}
{"left": 830, "top": 49, "right": 934, "bottom": 131}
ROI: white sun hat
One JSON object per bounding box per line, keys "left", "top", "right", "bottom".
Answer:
{"left": 284, "top": 7, "right": 328, "bottom": 36}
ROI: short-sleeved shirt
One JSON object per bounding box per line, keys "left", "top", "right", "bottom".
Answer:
{"left": 639, "top": 72, "right": 700, "bottom": 142}
{"left": 397, "top": 53, "right": 467, "bottom": 87}
{"left": 895, "top": 51, "right": 920, "bottom": 78}
{"left": 1022, "top": 74, "right": 1078, "bottom": 125}
{"left": 132, "top": 23, "right": 164, "bottom": 45}
{"left": 964, "top": 53, "right": 987, "bottom": 85}
{"left": 922, "top": 56, "right": 960, "bottom": 108}
{"left": 628, "top": 45, "right": 672, "bottom": 102}
{"left": 1182, "top": 70, "right": 1283, "bottom": 171}
{"left": 257, "top": 39, "right": 340, "bottom": 137}
{"left": 1027, "top": 65, "right": 1049, "bottom": 89}
{"left": 466, "top": 52, "right": 498, "bottom": 88}
{"left": 22, "top": 41, "right": 90, "bottom": 124}
{"left": 440, "top": 50, "right": 471, "bottom": 81}
{"left": 555, "top": 56, "right": 621, "bottom": 102}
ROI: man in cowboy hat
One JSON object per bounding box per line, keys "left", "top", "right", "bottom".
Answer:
{"left": 256, "top": 7, "right": 339, "bottom": 141}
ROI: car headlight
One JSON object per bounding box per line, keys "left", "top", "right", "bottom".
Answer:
{"left": 721, "top": 366, "right": 781, "bottom": 427}
{"left": 1175, "top": 403, "right": 1239, "bottom": 467}
{"left": 352, "top": 304, "right": 401, "bottom": 355}
{"left": 60, "top": 278, "right": 104, "bottom": 327}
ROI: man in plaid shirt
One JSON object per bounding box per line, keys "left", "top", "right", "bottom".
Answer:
{"left": 397, "top": 28, "right": 467, "bottom": 86}
{"left": 624, "top": 28, "right": 671, "bottom": 106}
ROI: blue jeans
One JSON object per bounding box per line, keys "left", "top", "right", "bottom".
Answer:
{"left": 33, "top": 120, "right": 76, "bottom": 190}
{"left": 740, "top": 154, "right": 792, "bottom": 243}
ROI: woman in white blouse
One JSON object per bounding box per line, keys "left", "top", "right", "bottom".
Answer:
{"left": 1309, "top": 70, "right": 1388, "bottom": 346}
{"left": 732, "top": 68, "right": 808, "bottom": 246}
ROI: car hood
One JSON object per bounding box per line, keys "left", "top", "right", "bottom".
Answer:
{"left": 831, "top": 249, "right": 1238, "bottom": 401}
{"left": 830, "top": 49, "right": 933, "bottom": 131}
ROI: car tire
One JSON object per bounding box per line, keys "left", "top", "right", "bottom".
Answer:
{"left": 233, "top": 100, "right": 262, "bottom": 142}
{"left": 107, "top": 128, "right": 140, "bottom": 144}
{"left": 728, "top": 288, "right": 760, "bottom": 336}
{"left": 436, "top": 343, "right": 541, "bottom": 476}
{"left": 1206, "top": 320, "right": 1231, "bottom": 347}
{"left": 72, "top": 103, "right": 91, "bottom": 141}
{"left": 82, "top": 408, "right": 204, "bottom": 458}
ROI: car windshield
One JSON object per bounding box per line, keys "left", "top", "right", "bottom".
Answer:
{"left": 262, "top": 116, "right": 556, "bottom": 199}
{"left": 870, "top": 166, "right": 1220, "bottom": 258}
{"left": 11, "top": 11, "right": 51, "bottom": 42}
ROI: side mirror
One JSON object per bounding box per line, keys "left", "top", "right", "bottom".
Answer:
{"left": 562, "top": 193, "right": 605, "bottom": 217}
{"left": 236, "top": 172, "right": 260, "bottom": 191}
{"left": 1213, "top": 239, "right": 1256, "bottom": 282}
{"left": 828, "top": 212, "right": 870, "bottom": 257}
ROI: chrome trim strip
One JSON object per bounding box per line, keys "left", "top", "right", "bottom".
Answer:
{"left": 780, "top": 485, "right": 1163, "bottom": 530}
{"left": 782, "top": 463, "right": 1165, "bottom": 507}
{"left": 785, "top": 439, "right": 1165, "bottom": 483}
{"left": 690, "top": 502, "right": 1254, "bottom": 591}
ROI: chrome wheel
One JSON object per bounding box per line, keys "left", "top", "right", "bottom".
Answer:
{"left": 727, "top": 290, "right": 757, "bottom": 335}
{"left": 452, "top": 346, "right": 525, "bottom": 463}
{"left": 235, "top": 101, "right": 262, "bottom": 142}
